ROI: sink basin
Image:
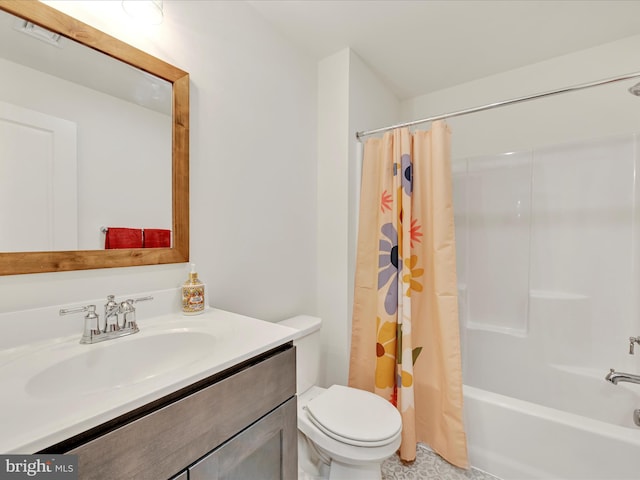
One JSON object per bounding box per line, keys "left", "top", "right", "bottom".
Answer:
{"left": 26, "top": 330, "right": 215, "bottom": 398}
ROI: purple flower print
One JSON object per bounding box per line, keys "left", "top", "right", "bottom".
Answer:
{"left": 378, "top": 223, "right": 401, "bottom": 315}
{"left": 401, "top": 154, "right": 412, "bottom": 195}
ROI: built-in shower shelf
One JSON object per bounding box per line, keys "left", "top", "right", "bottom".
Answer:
{"left": 529, "top": 290, "right": 588, "bottom": 300}
{"left": 466, "top": 321, "right": 527, "bottom": 338}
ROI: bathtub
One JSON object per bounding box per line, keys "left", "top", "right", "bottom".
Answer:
{"left": 464, "top": 384, "right": 640, "bottom": 480}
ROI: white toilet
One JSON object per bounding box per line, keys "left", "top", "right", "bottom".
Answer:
{"left": 278, "top": 315, "right": 402, "bottom": 480}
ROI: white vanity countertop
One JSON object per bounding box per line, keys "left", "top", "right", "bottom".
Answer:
{"left": 0, "top": 308, "right": 297, "bottom": 454}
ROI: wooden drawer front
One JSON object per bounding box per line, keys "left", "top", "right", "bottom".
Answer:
{"left": 68, "top": 347, "right": 295, "bottom": 480}
{"left": 190, "top": 397, "right": 297, "bottom": 480}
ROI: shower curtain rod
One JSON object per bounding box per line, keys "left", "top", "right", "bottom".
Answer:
{"left": 355, "top": 70, "right": 640, "bottom": 141}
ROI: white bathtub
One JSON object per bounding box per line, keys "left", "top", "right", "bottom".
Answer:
{"left": 464, "top": 384, "right": 640, "bottom": 480}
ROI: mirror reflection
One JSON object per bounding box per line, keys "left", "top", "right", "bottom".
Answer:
{"left": 0, "top": 8, "right": 172, "bottom": 252}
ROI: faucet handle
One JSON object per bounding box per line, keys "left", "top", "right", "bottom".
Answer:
{"left": 116, "top": 296, "right": 153, "bottom": 312}
{"left": 60, "top": 305, "right": 90, "bottom": 316}
{"left": 60, "top": 304, "right": 99, "bottom": 319}
{"left": 60, "top": 304, "right": 97, "bottom": 315}
{"left": 130, "top": 295, "right": 153, "bottom": 304}
{"left": 119, "top": 296, "right": 152, "bottom": 330}
{"left": 59, "top": 304, "right": 101, "bottom": 343}
{"left": 630, "top": 336, "right": 640, "bottom": 355}
{"left": 119, "top": 299, "right": 138, "bottom": 331}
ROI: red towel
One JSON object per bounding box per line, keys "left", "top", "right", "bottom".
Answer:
{"left": 104, "top": 228, "right": 143, "bottom": 249}
{"left": 143, "top": 229, "right": 171, "bottom": 248}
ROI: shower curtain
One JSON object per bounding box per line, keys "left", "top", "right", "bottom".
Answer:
{"left": 349, "top": 122, "right": 468, "bottom": 468}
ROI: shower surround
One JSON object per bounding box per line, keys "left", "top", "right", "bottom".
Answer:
{"left": 453, "top": 133, "right": 640, "bottom": 479}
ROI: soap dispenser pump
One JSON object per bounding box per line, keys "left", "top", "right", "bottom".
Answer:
{"left": 182, "top": 263, "right": 205, "bottom": 315}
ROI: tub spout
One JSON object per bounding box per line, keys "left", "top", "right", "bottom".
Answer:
{"left": 605, "top": 368, "right": 640, "bottom": 385}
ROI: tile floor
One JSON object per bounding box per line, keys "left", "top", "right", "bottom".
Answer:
{"left": 382, "top": 444, "right": 500, "bottom": 480}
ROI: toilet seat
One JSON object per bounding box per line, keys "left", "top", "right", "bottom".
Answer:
{"left": 304, "top": 385, "right": 402, "bottom": 447}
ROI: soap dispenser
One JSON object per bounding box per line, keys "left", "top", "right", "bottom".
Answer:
{"left": 182, "top": 263, "right": 206, "bottom": 315}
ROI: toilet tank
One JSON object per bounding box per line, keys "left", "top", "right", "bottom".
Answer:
{"left": 278, "top": 315, "right": 321, "bottom": 394}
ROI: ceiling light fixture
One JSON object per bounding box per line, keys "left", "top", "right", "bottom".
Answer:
{"left": 121, "top": 0, "right": 163, "bottom": 25}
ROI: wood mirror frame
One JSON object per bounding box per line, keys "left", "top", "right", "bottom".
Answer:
{"left": 0, "top": 0, "right": 189, "bottom": 276}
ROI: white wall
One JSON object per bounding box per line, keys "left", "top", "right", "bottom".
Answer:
{"left": 0, "top": 1, "right": 317, "bottom": 324}
{"left": 317, "top": 48, "right": 399, "bottom": 386}
{"left": 401, "top": 33, "right": 640, "bottom": 159}
{"left": 317, "top": 49, "right": 350, "bottom": 387}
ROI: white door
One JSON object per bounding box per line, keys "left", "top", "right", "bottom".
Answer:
{"left": 0, "top": 100, "right": 77, "bottom": 252}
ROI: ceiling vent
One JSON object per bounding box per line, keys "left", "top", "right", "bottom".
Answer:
{"left": 14, "top": 20, "right": 64, "bottom": 48}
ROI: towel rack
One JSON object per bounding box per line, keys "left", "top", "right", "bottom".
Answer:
{"left": 101, "top": 227, "right": 149, "bottom": 233}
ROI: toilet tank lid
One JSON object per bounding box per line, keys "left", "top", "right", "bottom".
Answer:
{"left": 277, "top": 315, "right": 321, "bottom": 339}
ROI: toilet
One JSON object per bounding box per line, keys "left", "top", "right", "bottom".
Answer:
{"left": 278, "top": 315, "right": 402, "bottom": 480}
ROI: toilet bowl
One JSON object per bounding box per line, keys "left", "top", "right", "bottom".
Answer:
{"left": 278, "top": 315, "right": 402, "bottom": 480}
{"left": 298, "top": 385, "right": 402, "bottom": 479}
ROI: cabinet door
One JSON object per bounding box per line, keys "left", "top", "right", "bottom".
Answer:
{"left": 190, "top": 397, "right": 297, "bottom": 480}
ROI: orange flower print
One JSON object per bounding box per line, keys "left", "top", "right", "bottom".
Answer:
{"left": 390, "top": 384, "right": 398, "bottom": 407}
{"left": 375, "top": 317, "right": 396, "bottom": 389}
{"left": 402, "top": 255, "right": 424, "bottom": 297}
{"left": 381, "top": 190, "right": 392, "bottom": 213}
{"left": 409, "top": 218, "right": 422, "bottom": 247}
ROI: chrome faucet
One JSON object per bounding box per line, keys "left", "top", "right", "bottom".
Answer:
{"left": 629, "top": 336, "right": 640, "bottom": 355}
{"left": 104, "top": 295, "right": 120, "bottom": 332}
{"left": 605, "top": 368, "right": 640, "bottom": 386}
{"left": 60, "top": 294, "right": 153, "bottom": 344}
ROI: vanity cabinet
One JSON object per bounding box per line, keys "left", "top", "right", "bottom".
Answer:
{"left": 47, "top": 344, "right": 296, "bottom": 480}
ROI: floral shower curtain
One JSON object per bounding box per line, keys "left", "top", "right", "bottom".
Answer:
{"left": 349, "top": 122, "right": 468, "bottom": 468}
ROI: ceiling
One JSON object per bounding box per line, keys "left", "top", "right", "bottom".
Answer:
{"left": 248, "top": 0, "right": 640, "bottom": 100}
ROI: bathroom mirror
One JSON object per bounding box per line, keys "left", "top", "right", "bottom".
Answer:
{"left": 0, "top": 1, "right": 189, "bottom": 275}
